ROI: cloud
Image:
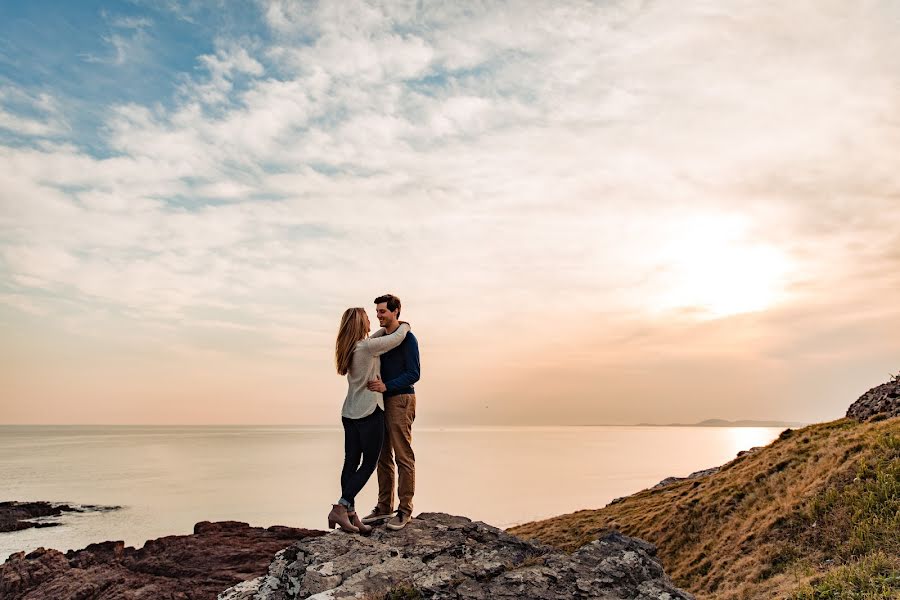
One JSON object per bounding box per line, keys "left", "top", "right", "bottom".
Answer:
{"left": 0, "top": 109, "right": 60, "bottom": 137}
{"left": 79, "top": 10, "right": 156, "bottom": 65}
{"left": 1, "top": 0, "right": 899, "bottom": 423}
{"left": 0, "top": 87, "right": 68, "bottom": 137}
{"left": 108, "top": 15, "right": 154, "bottom": 30}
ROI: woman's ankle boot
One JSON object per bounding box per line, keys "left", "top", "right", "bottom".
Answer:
{"left": 347, "top": 510, "right": 372, "bottom": 534}
{"left": 328, "top": 504, "right": 359, "bottom": 533}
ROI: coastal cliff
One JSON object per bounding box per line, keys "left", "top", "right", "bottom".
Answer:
{"left": 510, "top": 377, "right": 900, "bottom": 599}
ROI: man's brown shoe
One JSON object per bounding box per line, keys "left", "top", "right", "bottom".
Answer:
{"left": 361, "top": 506, "right": 395, "bottom": 525}
{"left": 385, "top": 511, "right": 411, "bottom": 531}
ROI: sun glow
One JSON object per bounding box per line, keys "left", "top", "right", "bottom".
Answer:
{"left": 652, "top": 216, "right": 792, "bottom": 319}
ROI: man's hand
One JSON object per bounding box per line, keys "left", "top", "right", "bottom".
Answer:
{"left": 367, "top": 379, "right": 387, "bottom": 393}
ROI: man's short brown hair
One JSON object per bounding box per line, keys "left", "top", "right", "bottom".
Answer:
{"left": 374, "top": 294, "right": 401, "bottom": 318}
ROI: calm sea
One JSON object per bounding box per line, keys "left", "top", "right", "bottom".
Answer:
{"left": 0, "top": 425, "right": 783, "bottom": 561}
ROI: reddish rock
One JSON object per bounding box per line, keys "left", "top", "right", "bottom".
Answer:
{"left": 1, "top": 548, "right": 71, "bottom": 595}
{"left": 0, "top": 502, "right": 121, "bottom": 534}
{"left": 2, "top": 502, "right": 87, "bottom": 533}
{"left": 1, "top": 520, "right": 325, "bottom": 600}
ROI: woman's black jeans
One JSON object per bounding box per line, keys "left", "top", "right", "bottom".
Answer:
{"left": 340, "top": 406, "right": 385, "bottom": 508}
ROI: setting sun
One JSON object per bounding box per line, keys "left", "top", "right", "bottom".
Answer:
{"left": 653, "top": 216, "right": 792, "bottom": 319}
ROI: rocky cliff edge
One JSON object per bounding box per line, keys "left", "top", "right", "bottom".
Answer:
{"left": 220, "top": 512, "right": 693, "bottom": 600}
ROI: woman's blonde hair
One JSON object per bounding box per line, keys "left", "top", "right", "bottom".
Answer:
{"left": 335, "top": 307, "right": 368, "bottom": 375}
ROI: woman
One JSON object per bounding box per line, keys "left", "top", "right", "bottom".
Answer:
{"left": 330, "top": 307, "right": 411, "bottom": 533}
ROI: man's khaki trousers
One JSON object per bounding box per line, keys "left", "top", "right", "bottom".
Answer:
{"left": 376, "top": 393, "right": 416, "bottom": 516}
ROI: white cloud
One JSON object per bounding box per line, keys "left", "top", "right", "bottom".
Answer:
{"left": 81, "top": 11, "right": 156, "bottom": 65}
{"left": 0, "top": 88, "right": 68, "bottom": 137}
{"left": 109, "top": 15, "right": 153, "bottom": 30}
{"left": 0, "top": 109, "right": 60, "bottom": 137}
{"left": 2, "top": 0, "right": 900, "bottom": 422}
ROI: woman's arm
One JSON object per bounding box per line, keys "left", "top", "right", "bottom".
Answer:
{"left": 381, "top": 332, "right": 420, "bottom": 393}
{"left": 358, "top": 322, "right": 410, "bottom": 356}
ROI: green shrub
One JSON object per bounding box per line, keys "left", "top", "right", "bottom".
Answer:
{"left": 802, "top": 431, "right": 900, "bottom": 560}
{"left": 790, "top": 553, "right": 900, "bottom": 599}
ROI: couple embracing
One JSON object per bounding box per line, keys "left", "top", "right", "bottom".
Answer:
{"left": 329, "top": 294, "right": 420, "bottom": 534}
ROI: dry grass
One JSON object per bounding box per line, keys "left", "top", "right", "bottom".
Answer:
{"left": 381, "top": 584, "right": 423, "bottom": 600}
{"left": 508, "top": 417, "right": 900, "bottom": 600}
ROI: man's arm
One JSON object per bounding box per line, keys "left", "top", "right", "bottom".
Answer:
{"left": 382, "top": 334, "right": 420, "bottom": 393}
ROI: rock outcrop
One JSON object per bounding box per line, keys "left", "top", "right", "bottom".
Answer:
{"left": 1, "top": 520, "right": 324, "bottom": 600}
{"left": 649, "top": 466, "right": 720, "bottom": 491}
{"left": 0, "top": 501, "right": 120, "bottom": 533}
{"left": 220, "top": 512, "right": 693, "bottom": 600}
{"left": 846, "top": 377, "right": 900, "bottom": 421}
{"left": 639, "top": 447, "right": 763, "bottom": 496}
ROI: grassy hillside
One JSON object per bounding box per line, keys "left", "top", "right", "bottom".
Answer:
{"left": 508, "top": 417, "right": 900, "bottom": 599}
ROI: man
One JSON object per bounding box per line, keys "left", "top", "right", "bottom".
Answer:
{"left": 362, "top": 293, "right": 420, "bottom": 530}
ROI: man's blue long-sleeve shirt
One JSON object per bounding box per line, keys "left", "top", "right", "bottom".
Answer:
{"left": 380, "top": 331, "right": 420, "bottom": 397}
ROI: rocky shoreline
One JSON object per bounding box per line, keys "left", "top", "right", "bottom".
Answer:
{"left": 0, "top": 520, "right": 324, "bottom": 599}
{"left": 0, "top": 501, "right": 120, "bottom": 533}
{"left": 0, "top": 511, "right": 693, "bottom": 600}
{"left": 0, "top": 512, "right": 691, "bottom": 600}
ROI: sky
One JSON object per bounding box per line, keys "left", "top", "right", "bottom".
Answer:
{"left": 1, "top": 0, "right": 898, "bottom": 426}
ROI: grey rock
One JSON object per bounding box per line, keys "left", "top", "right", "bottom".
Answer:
{"left": 846, "top": 378, "right": 900, "bottom": 422}
{"left": 219, "top": 512, "right": 693, "bottom": 600}
{"left": 646, "top": 445, "right": 765, "bottom": 494}
{"left": 649, "top": 466, "right": 719, "bottom": 491}
{"left": 735, "top": 446, "right": 762, "bottom": 458}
